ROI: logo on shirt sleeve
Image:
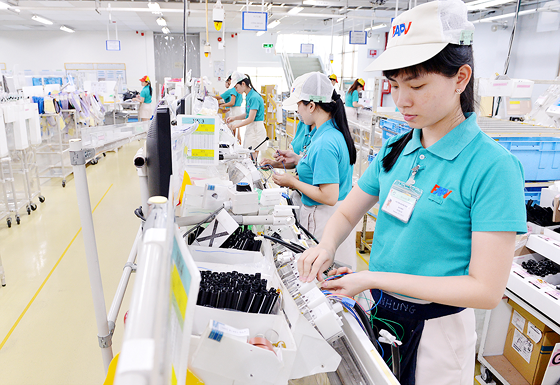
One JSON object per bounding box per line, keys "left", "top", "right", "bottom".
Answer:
{"left": 430, "top": 184, "right": 452, "bottom": 199}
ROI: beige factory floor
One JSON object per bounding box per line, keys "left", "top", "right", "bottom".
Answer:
{"left": 0, "top": 140, "right": 143, "bottom": 385}
{"left": 0, "top": 139, "right": 370, "bottom": 385}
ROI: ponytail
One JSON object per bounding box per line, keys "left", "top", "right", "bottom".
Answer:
{"left": 147, "top": 81, "right": 153, "bottom": 97}
{"left": 302, "top": 90, "right": 357, "bottom": 165}
{"left": 238, "top": 74, "right": 254, "bottom": 90}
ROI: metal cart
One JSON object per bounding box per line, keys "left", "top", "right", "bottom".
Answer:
{"left": 0, "top": 156, "right": 23, "bottom": 226}
{"left": 37, "top": 111, "right": 78, "bottom": 187}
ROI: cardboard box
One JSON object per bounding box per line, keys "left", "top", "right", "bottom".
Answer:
{"left": 503, "top": 299, "right": 560, "bottom": 385}
{"left": 355, "top": 231, "right": 374, "bottom": 248}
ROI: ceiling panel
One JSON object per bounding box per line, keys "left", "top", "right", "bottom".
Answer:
{"left": 0, "top": 0, "right": 555, "bottom": 33}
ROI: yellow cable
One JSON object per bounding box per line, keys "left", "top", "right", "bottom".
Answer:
{"left": 0, "top": 184, "right": 113, "bottom": 351}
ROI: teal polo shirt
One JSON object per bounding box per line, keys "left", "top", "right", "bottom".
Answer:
{"left": 296, "top": 119, "right": 353, "bottom": 206}
{"left": 358, "top": 113, "right": 527, "bottom": 278}
{"left": 345, "top": 90, "right": 359, "bottom": 108}
{"left": 221, "top": 89, "right": 242, "bottom": 107}
{"left": 140, "top": 85, "right": 152, "bottom": 104}
{"left": 245, "top": 88, "right": 264, "bottom": 122}
{"left": 291, "top": 121, "right": 315, "bottom": 155}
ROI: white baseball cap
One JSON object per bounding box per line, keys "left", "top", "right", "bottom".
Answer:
{"left": 229, "top": 71, "right": 248, "bottom": 88}
{"left": 365, "top": 0, "right": 474, "bottom": 72}
{"left": 282, "top": 72, "right": 334, "bottom": 111}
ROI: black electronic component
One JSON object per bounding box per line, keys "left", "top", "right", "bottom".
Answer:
{"left": 198, "top": 270, "right": 277, "bottom": 314}
{"left": 236, "top": 182, "right": 252, "bottom": 192}
{"left": 249, "top": 293, "right": 264, "bottom": 313}
{"left": 522, "top": 258, "right": 559, "bottom": 277}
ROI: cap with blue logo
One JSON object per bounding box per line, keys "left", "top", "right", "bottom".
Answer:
{"left": 365, "top": 0, "right": 474, "bottom": 72}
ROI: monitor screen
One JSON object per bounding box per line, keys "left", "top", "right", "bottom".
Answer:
{"left": 146, "top": 106, "right": 172, "bottom": 199}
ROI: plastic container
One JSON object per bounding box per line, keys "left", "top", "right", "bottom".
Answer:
{"left": 495, "top": 137, "right": 560, "bottom": 181}
{"left": 380, "top": 118, "right": 411, "bottom": 144}
{"left": 524, "top": 186, "right": 542, "bottom": 205}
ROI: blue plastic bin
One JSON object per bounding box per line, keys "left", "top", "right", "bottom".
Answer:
{"left": 495, "top": 137, "right": 560, "bottom": 181}
{"left": 524, "top": 187, "right": 541, "bottom": 205}
{"left": 380, "top": 119, "right": 411, "bottom": 144}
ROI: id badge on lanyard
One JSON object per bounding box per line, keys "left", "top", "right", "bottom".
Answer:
{"left": 381, "top": 165, "right": 423, "bottom": 223}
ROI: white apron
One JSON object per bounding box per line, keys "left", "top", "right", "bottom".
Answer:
{"left": 244, "top": 120, "right": 268, "bottom": 151}
{"left": 299, "top": 200, "right": 357, "bottom": 271}
{"left": 138, "top": 102, "right": 153, "bottom": 120}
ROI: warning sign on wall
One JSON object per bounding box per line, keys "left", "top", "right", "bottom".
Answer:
{"left": 367, "top": 49, "right": 378, "bottom": 58}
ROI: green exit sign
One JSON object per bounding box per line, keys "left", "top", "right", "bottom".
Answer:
{"left": 263, "top": 43, "right": 274, "bottom": 48}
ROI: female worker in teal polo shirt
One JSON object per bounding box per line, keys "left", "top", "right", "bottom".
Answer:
{"left": 135, "top": 75, "right": 153, "bottom": 121}
{"left": 226, "top": 71, "right": 267, "bottom": 157}
{"left": 214, "top": 76, "right": 243, "bottom": 141}
{"left": 345, "top": 78, "right": 365, "bottom": 121}
{"left": 298, "top": 1, "right": 526, "bottom": 384}
{"left": 271, "top": 72, "right": 357, "bottom": 270}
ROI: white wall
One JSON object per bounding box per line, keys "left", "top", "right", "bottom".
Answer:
{"left": 0, "top": 30, "right": 155, "bottom": 93}
{"left": 199, "top": 31, "right": 239, "bottom": 95}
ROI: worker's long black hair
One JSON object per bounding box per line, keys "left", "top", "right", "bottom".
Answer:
{"left": 381, "top": 44, "right": 475, "bottom": 172}
{"left": 302, "top": 90, "right": 357, "bottom": 165}
{"left": 237, "top": 74, "right": 254, "bottom": 90}
{"left": 146, "top": 80, "right": 153, "bottom": 97}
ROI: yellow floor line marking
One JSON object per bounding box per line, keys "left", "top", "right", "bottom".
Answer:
{"left": 0, "top": 184, "right": 113, "bottom": 351}
{"left": 357, "top": 250, "right": 369, "bottom": 266}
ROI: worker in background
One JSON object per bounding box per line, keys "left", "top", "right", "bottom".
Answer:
{"left": 269, "top": 72, "right": 357, "bottom": 271}
{"left": 297, "top": 1, "right": 526, "bottom": 384}
{"left": 134, "top": 76, "right": 153, "bottom": 121}
{"left": 213, "top": 76, "right": 242, "bottom": 142}
{"left": 226, "top": 71, "right": 267, "bottom": 158}
{"left": 261, "top": 120, "right": 316, "bottom": 214}
{"left": 345, "top": 78, "right": 365, "bottom": 122}
{"left": 328, "top": 74, "right": 338, "bottom": 87}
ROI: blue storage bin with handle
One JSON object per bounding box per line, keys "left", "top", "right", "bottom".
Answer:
{"left": 380, "top": 119, "right": 412, "bottom": 144}
{"left": 494, "top": 137, "right": 560, "bottom": 181}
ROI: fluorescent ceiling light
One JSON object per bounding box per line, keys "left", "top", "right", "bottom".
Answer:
{"left": 467, "top": 0, "right": 513, "bottom": 11}
{"left": 268, "top": 20, "right": 281, "bottom": 29}
{"left": 148, "top": 1, "right": 160, "bottom": 13}
{"left": 7, "top": 7, "right": 20, "bottom": 13}
{"left": 162, "top": 26, "right": 170, "bottom": 34}
{"left": 472, "top": 8, "right": 535, "bottom": 23}
{"left": 288, "top": 6, "right": 303, "bottom": 14}
{"left": 32, "top": 15, "right": 53, "bottom": 25}
{"left": 365, "top": 23, "right": 387, "bottom": 31}
{"left": 0, "top": 1, "right": 10, "bottom": 10}
{"left": 336, "top": 16, "right": 346, "bottom": 22}
{"left": 256, "top": 31, "right": 265, "bottom": 36}
{"left": 156, "top": 17, "right": 167, "bottom": 26}
{"left": 60, "top": 25, "right": 75, "bottom": 33}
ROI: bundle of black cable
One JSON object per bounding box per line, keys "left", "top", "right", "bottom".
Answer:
{"left": 196, "top": 271, "right": 279, "bottom": 314}
{"left": 220, "top": 226, "right": 262, "bottom": 251}
{"left": 521, "top": 258, "right": 559, "bottom": 277}
{"left": 526, "top": 200, "right": 560, "bottom": 227}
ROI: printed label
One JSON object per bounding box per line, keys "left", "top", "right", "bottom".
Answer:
{"left": 512, "top": 310, "right": 526, "bottom": 332}
{"left": 512, "top": 328, "right": 533, "bottom": 364}
{"left": 527, "top": 322, "right": 543, "bottom": 343}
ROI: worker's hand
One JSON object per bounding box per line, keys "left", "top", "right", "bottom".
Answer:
{"left": 226, "top": 116, "right": 234, "bottom": 124}
{"left": 297, "top": 245, "right": 335, "bottom": 282}
{"left": 274, "top": 149, "right": 299, "bottom": 167}
{"left": 260, "top": 158, "right": 281, "bottom": 168}
{"left": 228, "top": 121, "right": 241, "bottom": 130}
{"left": 272, "top": 172, "right": 297, "bottom": 188}
{"left": 320, "top": 270, "right": 372, "bottom": 298}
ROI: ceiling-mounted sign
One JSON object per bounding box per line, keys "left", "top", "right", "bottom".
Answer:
{"left": 367, "top": 49, "right": 378, "bottom": 58}
{"left": 349, "top": 31, "right": 367, "bottom": 45}
{"left": 242, "top": 12, "right": 268, "bottom": 31}
{"left": 263, "top": 43, "right": 273, "bottom": 48}
{"left": 300, "top": 43, "right": 314, "bottom": 54}
{"left": 106, "top": 40, "right": 121, "bottom": 51}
